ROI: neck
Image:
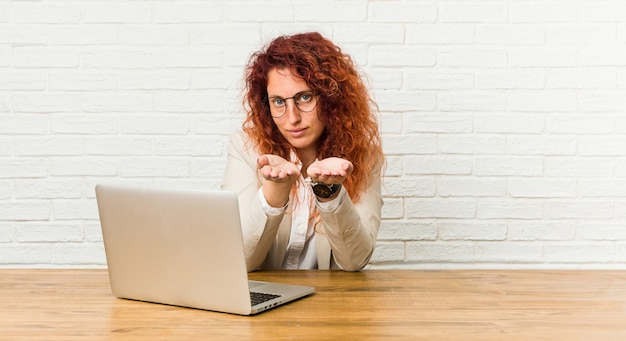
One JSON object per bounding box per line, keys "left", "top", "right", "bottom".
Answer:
{"left": 297, "top": 148, "right": 316, "bottom": 177}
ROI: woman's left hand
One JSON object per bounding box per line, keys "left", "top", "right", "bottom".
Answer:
{"left": 307, "top": 157, "right": 354, "bottom": 184}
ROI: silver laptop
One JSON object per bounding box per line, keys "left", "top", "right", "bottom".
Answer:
{"left": 95, "top": 183, "right": 314, "bottom": 315}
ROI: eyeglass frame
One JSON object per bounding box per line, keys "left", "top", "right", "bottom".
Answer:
{"left": 266, "top": 91, "right": 319, "bottom": 119}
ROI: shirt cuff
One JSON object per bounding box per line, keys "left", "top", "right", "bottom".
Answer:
{"left": 315, "top": 186, "right": 346, "bottom": 212}
{"left": 258, "top": 187, "right": 287, "bottom": 216}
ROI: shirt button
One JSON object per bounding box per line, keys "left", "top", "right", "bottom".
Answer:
{"left": 252, "top": 232, "right": 260, "bottom": 240}
{"left": 343, "top": 228, "right": 353, "bottom": 237}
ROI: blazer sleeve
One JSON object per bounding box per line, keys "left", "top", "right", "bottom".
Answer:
{"left": 220, "top": 132, "right": 284, "bottom": 272}
{"left": 317, "top": 161, "right": 383, "bottom": 271}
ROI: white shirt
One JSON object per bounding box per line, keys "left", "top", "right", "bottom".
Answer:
{"left": 257, "top": 175, "right": 345, "bottom": 270}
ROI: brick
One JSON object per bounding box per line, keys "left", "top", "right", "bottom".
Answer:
{"left": 13, "top": 47, "right": 80, "bottom": 68}
{"left": 121, "top": 115, "right": 190, "bottom": 135}
{"left": 405, "top": 114, "right": 473, "bottom": 134}
{"left": 547, "top": 24, "right": 615, "bottom": 44}
{"left": 404, "top": 156, "right": 473, "bottom": 175}
{"left": 406, "top": 242, "right": 474, "bottom": 262}
{"left": 439, "top": 222, "right": 506, "bottom": 241}
{"left": 154, "top": 136, "right": 223, "bottom": 156}
{"left": 153, "top": 47, "right": 222, "bottom": 68}
{"left": 0, "top": 159, "right": 47, "bottom": 179}
{"left": 440, "top": 3, "right": 507, "bottom": 23}
{"left": 476, "top": 70, "right": 545, "bottom": 89}
{"left": 370, "top": 242, "right": 405, "bottom": 263}
{"left": 15, "top": 180, "right": 82, "bottom": 199}
{"left": 0, "top": 244, "right": 52, "bottom": 264}
{"left": 49, "top": 158, "right": 118, "bottom": 177}
{"left": 49, "top": 25, "right": 117, "bottom": 45}
{"left": 0, "top": 223, "right": 13, "bottom": 242}
{"left": 475, "top": 114, "right": 545, "bottom": 134}
{"left": 477, "top": 199, "right": 544, "bottom": 219}
{"left": 382, "top": 135, "right": 437, "bottom": 155}
{"left": 545, "top": 244, "right": 614, "bottom": 263}
{"left": 11, "top": 4, "right": 79, "bottom": 24}
{"left": 507, "top": 135, "right": 577, "bottom": 156}
{"left": 14, "top": 137, "right": 84, "bottom": 156}
{"left": 579, "top": 180, "right": 626, "bottom": 197}
{"left": 545, "top": 158, "right": 614, "bottom": 177}
{"left": 476, "top": 25, "right": 544, "bottom": 45}
{"left": 381, "top": 198, "right": 403, "bottom": 219}
{"left": 15, "top": 223, "right": 83, "bottom": 242}
{"left": 120, "top": 26, "right": 189, "bottom": 45}
{"left": 547, "top": 115, "right": 614, "bottom": 134}
{"left": 406, "top": 198, "right": 476, "bottom": 219}
{"left": 406, "top": 71, "right": 474, "bottom": 90}
{"left": 82, "top": 49, "right": 152, "bottom": 69}
{"left": 370, "top": 3, "right": 437, "bottom": 23}
{"left": 511, "top": 47, "right": 578, "bottom": 67}
{"left": 438, "top": 177, "right": 506, "bottom": 197}
{"left": 51, "top": 115, "right": 119, "bottom": 134}
{"left": 509, "top": 90, "right": 578, "bottom": 112}
{"left": 0, "top": 24, "right": 48, "bottom": 45}
{"left": 474, "top": 242, "right": 543, "bottom": 263}
{"left": 475, "top": 156, "right": 543, "bottom": 176}
{"left": 579, "top": 91, "right": 626, "bottom": 112}
{"left": 510, "top": 3, "right": 578, "bottom": 23}
{"left": 119, "top": 157, "right": 190, "bottom": 178}
{"left": 49, "top": 72, "right": 118, "bottom": 91}
{"left": 0, "top": 71, "right": 47, "bottom": 90}
{"left": 82, "top": 4, "right": 151, "bottom": 23}
{"left": 382, "top": 177, "right": 436, "bottom": 197}
{"left": 154, "top": 3, "right": 221, "bottom": 23}
{"left": 0, "top": 114, "right": 49, "bottom": 135}
{"left": 0, "top": 201, "right": 50, "bottom": 221}
{"left": 370, "top": 46, "right": 436, "bottom": 67}
{"left": 378, "top": 220, "right": 437, "bottom": 241}
{"left": 579, "top": 224, "right": 626, "bottom": 241}
{"left": 53, "top": 243, "right": 106, "bottom": 265}
{"left": 376, "top": 91, "right": 436, "bottom": 111}
{"left": 547, "top": 69, "right": 617, "bottom": 89}
{"left": 296, "top": 1, "right": 366, "bottom": 22}
{"left": 154, "top": 92, "right": 222, "bottom": 113}
{"left": 335, "top": 24, "right": 404, "bottom": 44}
{"left": 82, "top": 94, "right": 153, "bottom": 113}
{"left": 438, "top": 91, "right": 508, "bottom": 112}
{"left": 438, "top": 48, "right": 508, "bottom": 67}
{"left": 545, "top": 200, "right": 614, "bottom": 219}
{"left": 406, "top": 24, "right": 473, "bottom": 44}
{"left": 439, "top": 135, "right": 506, "bottom": 154}
{"left": 508, "top": 178, "right": 577, "bottom": 198}
{"left": 508, "top": 221, "right": 576, "bottom": 241}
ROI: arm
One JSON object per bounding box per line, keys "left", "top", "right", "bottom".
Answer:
{"left": 221, "top": 132, "right": 286, "bottom": 272}
{"left": 316, "top": 165, "right": 383, "bottom": 271}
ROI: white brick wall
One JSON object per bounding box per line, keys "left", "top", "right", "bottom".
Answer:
{"left": 1, "top": 0, "right": 625, "bottom": 269}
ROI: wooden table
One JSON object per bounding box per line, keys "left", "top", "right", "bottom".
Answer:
{"left": 1, "top": 270, "right": 625, "bottom": 340}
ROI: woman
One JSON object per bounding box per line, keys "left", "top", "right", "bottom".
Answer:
{"left": 222, "top": 32, "right": 384, "bottom": 271}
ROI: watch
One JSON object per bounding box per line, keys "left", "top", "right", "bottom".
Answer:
{"left": 311, "top": 182, "right": 342, "bottom": 199}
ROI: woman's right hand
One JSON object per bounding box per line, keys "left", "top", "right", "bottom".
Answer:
{"left": 257, "top": 154, "right": 299, "bottom": 208}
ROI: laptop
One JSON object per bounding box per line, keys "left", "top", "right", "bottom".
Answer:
{"left": 95, "top": 183, "right": 314, "bottom": 315}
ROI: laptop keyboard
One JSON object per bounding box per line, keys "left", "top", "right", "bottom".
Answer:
{"left": 250, "top": 292, "right": 282, "bottom": 306}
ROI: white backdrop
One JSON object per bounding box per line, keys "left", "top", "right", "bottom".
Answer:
{"left": 1, "top": 0, "right": 626, "bottom": 269}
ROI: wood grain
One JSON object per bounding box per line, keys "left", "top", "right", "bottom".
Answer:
{"left": 1, "top": 270, "right": 625, "bottom": 340}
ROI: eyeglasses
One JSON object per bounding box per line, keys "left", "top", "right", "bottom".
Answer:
{"left": 267, "top": 91, "right": 318, "bottom": 118}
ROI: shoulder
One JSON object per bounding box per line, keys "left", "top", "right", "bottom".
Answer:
{"left": 227, "top": 130, "right": 259, "bottom": 160}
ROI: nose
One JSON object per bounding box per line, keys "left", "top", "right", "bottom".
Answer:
{"left": 284, "top": 99, "right": 301, "bottom": 123}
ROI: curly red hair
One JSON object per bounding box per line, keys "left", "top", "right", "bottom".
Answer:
{"left": 242, "top": 32, "right": 383, "bottom": 202}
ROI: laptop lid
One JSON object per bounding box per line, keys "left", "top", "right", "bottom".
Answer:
{"left": 95, "top": 184, "right": 314, "bottom": 315}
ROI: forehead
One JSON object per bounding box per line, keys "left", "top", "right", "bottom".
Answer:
{"left": 266, "top": 68, "right": 310, "bottom": 96}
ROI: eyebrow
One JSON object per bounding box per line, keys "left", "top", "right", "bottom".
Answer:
{"left": 267, "top": 90, "right": 313, "bottom": 99}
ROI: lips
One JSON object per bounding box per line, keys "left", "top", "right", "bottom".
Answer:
{"left": 287, "top": 128, "right": 307, "bottom": 138}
